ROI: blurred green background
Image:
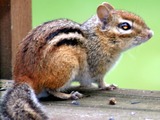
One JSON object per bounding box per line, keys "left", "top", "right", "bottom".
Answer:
{"left": 32, "top": 0, "right": 160, "bottom": 90}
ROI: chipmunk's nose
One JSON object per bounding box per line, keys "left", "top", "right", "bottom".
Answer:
{"left": 148, "top": 30, "right": 154, "bottom": 39}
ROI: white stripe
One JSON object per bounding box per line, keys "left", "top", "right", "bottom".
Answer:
{"left": 48, "top": 32, "right": 84, "bottom": 45}
{"left": 43, "top": 32, "right": 84, "bottom": 58}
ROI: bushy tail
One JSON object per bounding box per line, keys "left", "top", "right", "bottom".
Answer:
{"left": 0, "top": 83, "right": 48, "bottom": 120}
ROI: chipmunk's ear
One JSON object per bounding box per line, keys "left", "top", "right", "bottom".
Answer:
{"left": 102, "top": 2, "right": 114, "bottom": 11}
{"left": 97, "top": 2, "right": 114, "bottom": 22}
{"left": 97, "top": 4, "right": 112, "bottom": 29}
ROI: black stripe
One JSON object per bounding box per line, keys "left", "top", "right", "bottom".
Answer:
{"left": 46, "top": 28, "right": 84, "bottom": 41}
{"left": 56, "top": 38, "right": 79, "bottom": 47}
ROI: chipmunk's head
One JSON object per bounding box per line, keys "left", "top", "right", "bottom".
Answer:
{"left": 96, "top": 2, "right": 153, "bottom": 51}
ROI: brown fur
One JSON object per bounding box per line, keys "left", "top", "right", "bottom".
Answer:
{"left": 14, "top": 20, "right": 86, "bottom": 94}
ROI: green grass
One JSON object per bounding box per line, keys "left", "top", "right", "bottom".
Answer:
{"left": 32, "top": 0, "right": 160, "bottom": 90}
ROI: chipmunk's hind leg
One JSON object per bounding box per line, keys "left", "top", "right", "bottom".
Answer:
{"left": 47, "top": 89, "right": 83, "bottom": 100}
{"left": 45, "top": 46, "right": 85, "bottom": 100}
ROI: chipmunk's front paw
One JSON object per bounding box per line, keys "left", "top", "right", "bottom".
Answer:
{"left": 70, "top": 91, "right": 83, "bottom": 100}
{"left": 100, "top": 84, "right": 118, "bottom": 91}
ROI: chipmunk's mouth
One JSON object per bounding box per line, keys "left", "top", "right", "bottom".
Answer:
{"left": 133, "top": 38, "right": 145, "bottom": 46}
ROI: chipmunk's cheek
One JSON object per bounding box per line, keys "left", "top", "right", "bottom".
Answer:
{"left": 120, "top": 40, "right": 134, "bottom": 51}
{"left": 132, "top": 29, "right": 153, "bottom": 46}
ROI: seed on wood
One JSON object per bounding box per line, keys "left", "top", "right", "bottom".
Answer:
{"left": 109, "top": 98, "right": 117, "bottom": 105}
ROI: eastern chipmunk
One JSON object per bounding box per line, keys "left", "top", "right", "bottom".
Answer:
{"left": 1, "top": 2, "right": 153, "bottom": 119}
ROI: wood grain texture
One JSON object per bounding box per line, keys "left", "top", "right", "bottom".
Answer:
{"left": 0, "top": 0, "right": 12, "bottom": 79}
{"left": 11, "top": 0, "right": 32, "bottom": 68}
{"left": 44, "top": 87, "right": 160, "bottom": 120}
{"left": 0, "top": 80, "right": 160, "bottom": 119}
{"left": 0, "top": 0, "right": 32, "bottom": 79}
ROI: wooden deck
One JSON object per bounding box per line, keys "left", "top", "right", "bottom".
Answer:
{"left": 0, "top": 80, "right": 160, "bottom": 120}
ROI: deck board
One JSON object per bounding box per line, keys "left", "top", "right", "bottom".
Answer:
{"left": 0, "top": 80, "right": 160, "bottom": 120}
{"left": 43, "top": 87, "right": 160, "bottom": 120}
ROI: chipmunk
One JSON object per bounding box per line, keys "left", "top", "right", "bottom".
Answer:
{"left": 1, "top": 2, "right": 153, "bottom": 120}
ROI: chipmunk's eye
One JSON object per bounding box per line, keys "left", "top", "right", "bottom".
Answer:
{"left": 118, "top": 22, "right": 132, "bottom": 30}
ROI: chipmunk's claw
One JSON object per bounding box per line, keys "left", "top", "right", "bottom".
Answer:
{"left": 100, "top": 84, "right": 118, "bottom": 91}
{"left": 70, "top": 91, "right": 83, "bottom": 100}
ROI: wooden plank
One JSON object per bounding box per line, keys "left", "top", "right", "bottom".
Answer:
{"left": 0, "top": 80, "right": 160, "bottom": 119}
{"left": 43, "top": 87, "right": 160, "bottom": 120}
{"left": 10, "top": 0, "right": 32, "bottom": 70}
{"left": 0, "top": 0, "right": 32, "bottom": 79}
{"left": 0, "top": 0, "right": 12, "bottom": 79}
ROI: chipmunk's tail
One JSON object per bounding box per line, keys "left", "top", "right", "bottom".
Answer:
{"left": 0, "top": 83, "right": 48, "bottom": 120}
